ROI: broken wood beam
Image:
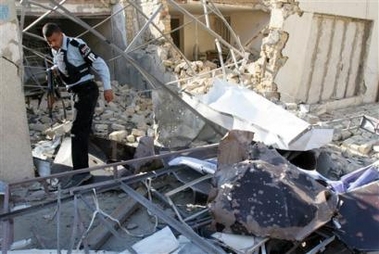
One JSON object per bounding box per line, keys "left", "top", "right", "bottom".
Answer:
{"left": 86, "top": 186, "right": 147, "bottom": 250}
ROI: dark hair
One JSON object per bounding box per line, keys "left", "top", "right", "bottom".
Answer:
{"left": 42, "top": 23, "right": 62, "bottom": 38}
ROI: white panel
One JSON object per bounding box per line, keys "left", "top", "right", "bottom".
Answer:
{"left": 299, "top": 15, "right": 321, "bottom": 103}
{"left": 321, "top": 19, "right": 344, "bottom": 101}
{"left": 307, "top": 16, "right": 334, "bottom": 104}
{"left": 345, "top": 21, "right": 365, "bottom": 97}
{"left": 335, "top": 21, "right": 356, "bottom": 99}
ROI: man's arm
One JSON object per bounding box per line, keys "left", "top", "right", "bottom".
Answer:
{"left": 78, "top": 43, "right": 114, "bottom": 103}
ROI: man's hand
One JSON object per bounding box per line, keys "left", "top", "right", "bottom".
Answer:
{"left": 104, "top": 89, "right": 114, "bottom": 103}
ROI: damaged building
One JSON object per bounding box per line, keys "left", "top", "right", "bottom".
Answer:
{"left": 0, "top": 0, "right": 379, "bottom": 253}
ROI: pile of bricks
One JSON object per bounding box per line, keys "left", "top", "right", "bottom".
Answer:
{"left": 26, "top": 80, "right": 155, "bottom": 147}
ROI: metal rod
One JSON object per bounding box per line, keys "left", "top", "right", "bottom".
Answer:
{"left": 9, "top": 144, "right": 217, "bottom": 187}
{"left": 201, "top": 0, "right": 226, "bottom": 78}
{"left": 207, "top": 0, "right": 245, "bottom": 55}
{"left": 23, "top": 0, "right": 68, "bottom": 32}
{"left": 77, "top": 208, "right": 90, "bottom": 254}
{"left": 0, "top": 167, "right": 182, "bottom": 221}
{"left": 78, "top": 194, "right": 138, "bottom": 254}
{"left": 76, "top": 3, "right": 131, "bottom": 38}
{"left": 167, "top": 0, "right": 244, "bottom": 57}
{"left": 19, "top": 0, "right": 27, "bottom": 44}
{"left": 125, "top": 0, "right": 197, "bottom": 76}
{"left": 56, "top": 185, "right": 62, "bottom": 254}
{"left": 119, "top": 182, "right": 226, "bottom": 254}
{"left": 125, "top": 4, "right": 163, "bottom": 53}
{"left": 106, "top": 12, "right": 209, "bottom": 63}
{"left": 165, "top": 174, "right": 213, "bottom": 197}
{"left": 67, "top": 195, "right": 79, "bottom": 254}
{"left": 306, "top": 235, "right": 335, "bottom": 254}
{"left": 183, "top": 208, "right": 209, "bottom": 222}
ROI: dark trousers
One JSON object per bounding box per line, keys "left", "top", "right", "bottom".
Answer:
{"left": 70, "top": 81, "right": 99, "bottom": 170}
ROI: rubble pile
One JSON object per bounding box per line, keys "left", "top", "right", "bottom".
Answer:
{"left": 26, "top": 81, "right": 155, "bottom": 147}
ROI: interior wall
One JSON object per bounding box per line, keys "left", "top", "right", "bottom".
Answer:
{"left": 183, "top": 15, "right": 216, "bottom": 61}
{"left": 230, "top": 10, "right": 270, "bottom": 55}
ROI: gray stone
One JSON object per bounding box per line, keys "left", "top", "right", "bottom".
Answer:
{"left": 111, "top": 123, "right": 125, "bottom": 131}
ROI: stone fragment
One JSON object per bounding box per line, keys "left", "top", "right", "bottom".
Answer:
{"left": 131, "top": 128, "right": 146, "bottom": 137}
{"left": 126, "top": 134, "right": 136, "bottom": 143}
{"left": 111, "top": 123, "right": 125, "bottom": 131}
{"left": 109, "top": 130, "right": 128, "bottom": 142}
{"left": 94, "top": 124, "right": 108, "bottom": 132}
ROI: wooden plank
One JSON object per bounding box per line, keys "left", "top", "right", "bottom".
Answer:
{"left": 86, "top": 186, "right": 147, "bottom": 250}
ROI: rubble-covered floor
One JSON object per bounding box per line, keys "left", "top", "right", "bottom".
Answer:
{"left": 2, "top": 96, "right": 379, "bottom": 253}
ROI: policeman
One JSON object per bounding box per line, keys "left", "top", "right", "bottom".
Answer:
{"left": 42, "top": 23, "right": 114, "bottom": 188}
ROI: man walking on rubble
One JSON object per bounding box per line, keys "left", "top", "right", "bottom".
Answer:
{"left": 42, "top": 23, "right": 114, "bottom": 188}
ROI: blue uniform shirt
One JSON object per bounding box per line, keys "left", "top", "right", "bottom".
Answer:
{"left": 52, "top": 34, "right": 111, "bottom": 90}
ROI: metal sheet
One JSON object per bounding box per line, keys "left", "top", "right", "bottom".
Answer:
{"left": 182, "top": 79, "right": 334, "bottom": 151}
{"left": 335, "top": 181, "right": 379, "bottom": 251}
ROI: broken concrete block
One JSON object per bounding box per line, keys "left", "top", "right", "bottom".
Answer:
{"left": 131, "top": 128, "right": 146, "bottom": 137}
{"left": 95, "top": 106, "right": 105, "bottom": 115}
{"left": 126, "top": 134, "right": 136, "bottom": 143}
{"left": 285, "top": 103, "right": 298, "bottom": 111}
{"left": 305, "top": 114, "right": 320, "bottom": 125}
{"left": 342, "top": 136, "right": 377, "bottom": 155}
{"left": 111, "top": 123, "right": 125, "bottom": 131}
{"left": 339, "top": 130, "right": 353, "bottom": 140}
{"left": 100, "top": 110, "right": 114, "bottom": 120}
{"left": 358, "top": 142, "right": 374, "bottom": 155}
{"left": 147, "top": 127, "right": 155, "bottom": 137}
{"left": 209, "top": 143, "right": 338, "bottom": 241}
{"left": 130, "top": 113, "right": 145, "bottom": 125}
{"left": 94, "top": 124, "right": 109, "bottom": 132}
{"left": 109, "top": 130, "right": 128, "bottom": 142}
{"left": 44, "top": 120, "right": 72, "bottom": 139}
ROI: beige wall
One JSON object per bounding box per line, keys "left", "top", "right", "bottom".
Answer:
{"left": 230, "top": 10, "right": 269, "bottom": 55}
{"left": 181, "top": 10, "right": 269, "bottom": 60}
{"left": 276, "top": 0, "right": 378, "bottom": 107}
{"left": 183, "top": 15, "right": 216, "bottom": 60}
{"left": 0, "top": 0, "right": 34, "bottom": 182}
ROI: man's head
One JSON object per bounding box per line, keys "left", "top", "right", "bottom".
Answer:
{"left": 42, "top": 23, "right": 63, "bottom": 50}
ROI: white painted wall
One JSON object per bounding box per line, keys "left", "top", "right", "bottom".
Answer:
{"left": 276, "top": 0, "right": 378, "bottom": 107}
{"left": 0, "top": 0, "right": 34, "bottom": 182}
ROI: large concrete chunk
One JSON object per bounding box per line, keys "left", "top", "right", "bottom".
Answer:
{"left": 209, "top": 145, "right": 338, "bottom": 241}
